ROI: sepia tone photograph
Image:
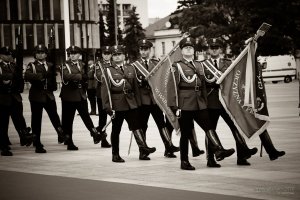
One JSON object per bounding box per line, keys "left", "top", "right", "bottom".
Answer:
{"left": 0, "top": 0, "right": 299, "bottom": 199}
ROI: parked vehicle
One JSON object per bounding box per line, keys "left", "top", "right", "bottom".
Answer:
{"left": 258, "top": 55, "right": 297, "bottom": 83}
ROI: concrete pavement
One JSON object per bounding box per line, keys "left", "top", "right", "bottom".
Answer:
{"left": 0, "top": 81, "right": 299, "bottom": 200}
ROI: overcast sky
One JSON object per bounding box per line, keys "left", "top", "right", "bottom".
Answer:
{"left": 148, "top": 0, "right": 178, "bottom": 18}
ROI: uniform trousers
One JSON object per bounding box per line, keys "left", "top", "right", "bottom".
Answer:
{"left": 96, "top": 98, "right": 107, "bottom": 132}
{"left": 111, "top": 108, "right": 141, "bottom": 153}
{"left": 30, "top": 99, "right": 61, "bottom": 146}
{"left": 178, "top": 109, "right": 212, "bottom": 161}
{"left": 208, "top": 107, "right": 244, "bottom": 158}
{"left": 139, "top": 104, "right": 166, "bottom": 134}
{"left": 61, "top": 100, "right": 94, "bottom": 138}
{"left": 11, "top": 100, "right": 28, "bottom": 133}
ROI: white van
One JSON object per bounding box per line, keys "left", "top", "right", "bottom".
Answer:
{"left": 258, "top": 55, "right": 297, "bottom": 83}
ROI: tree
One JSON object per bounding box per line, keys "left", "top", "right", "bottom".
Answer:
{"left": 172, "top": 0, "right": 300, "bottom": 56}
{"left": 123, "top": 6, "right": 145, "bottom": 62}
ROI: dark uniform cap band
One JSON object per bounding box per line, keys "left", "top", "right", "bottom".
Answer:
{"left": 208, "top": 38, "right": 222, "bottom": 48}
{"left": 0, "top": 46, "right": 13, "bottom": 55}
{"left": 111, "top": 45, "right": 124, "bottom": 55}
{"left": 101, "top": 46, "right": 112, "bottom": 53}
{"left": 179, "top": 37, "right": 195, "bottom": 49}
{"left": 34, "top": 44, "right": 48, "bottom": 54}
{"left": 66, "top": 45, "right": 82, "bottom": 54}
{"left": 138, "top": 39, "right": 153, "bottom": 48}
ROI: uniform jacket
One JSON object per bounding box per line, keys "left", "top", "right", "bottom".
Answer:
{"left": 133, "top": 58, "right": 159, "bottom": 105}
{"left": 101, "top": 62, "right": 141, "bottom": 112}
{"left": 0, "top": 61, "right": 22, "bottom": 106}
{"left": 25, "top": 60, "right": 56, "bottom": 103}
{"left": 167, "top": 58, "right": 207, "bottom": 111}
{"left": 59, "top": 60, "right": 88, "bottom": 102}
{"left": 202, "top": 58, "right": 231, "bottom": 109}
{"left": 89, "top": 60, "right": 111, "bottom": 98}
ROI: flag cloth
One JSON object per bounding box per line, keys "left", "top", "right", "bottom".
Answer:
{"left": 216, "top": 41, "right": 269, "bottom": 139}
{"left": 146, "top": 45, "right": 182, "bottom": 133}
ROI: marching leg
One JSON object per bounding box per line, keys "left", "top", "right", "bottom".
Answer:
{"left": 260, "top": 130, "right": 285, "bottom": 160}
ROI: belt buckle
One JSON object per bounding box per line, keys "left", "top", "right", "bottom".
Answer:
{"left": 44, "top": 85, "right": 47, "bottom": 90}
{"left": 195, "top": 86, "right": 200, "bottom": 91}
{"left": 123, "top": 89, "right": 128, "bottom": 94}
{"left": 78, "top": 83, "right": 82, "bottom": 88}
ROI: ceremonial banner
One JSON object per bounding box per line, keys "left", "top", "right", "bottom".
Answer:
{"left": 217, "top": 41, "right": 269, "bottom": 139}
{"left": 146, "top": 45, "right": 182, "bottom": 133}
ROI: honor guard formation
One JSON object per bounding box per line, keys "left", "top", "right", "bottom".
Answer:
{"left": 0, "top": 36, "right": 285, "bottom": 170}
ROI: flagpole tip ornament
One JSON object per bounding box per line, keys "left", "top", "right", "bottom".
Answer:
{"left": 179, "top": 37, "right": 196, "bottom": 49}
{"left": 66, "top": 45, "right": 82, "bottom": 54}
{"left": 138, "top": 39, "right": 153, "bottom": 49}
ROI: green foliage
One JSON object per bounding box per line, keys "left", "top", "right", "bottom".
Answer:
{"left": 123, "top": 6, "right": 145, "bottom": 62}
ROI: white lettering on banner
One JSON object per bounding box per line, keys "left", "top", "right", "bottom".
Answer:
{"left": 232, "top": 70, "right": 254, "bottom": 114}
{"left": 155, "top": 87, "right": 167, "bottom": 105}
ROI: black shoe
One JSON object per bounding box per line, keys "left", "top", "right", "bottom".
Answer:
{"left": 269, "top": 150, "right": 285, "bottom": 161}
{"left": 243, "top": 147, "right": 258, "bottom": 159}
{"left": 192, "top": 148, "right": 205, "bottom": 157}
{"left": 91, "top": 131, "right": 106, "bottom": 144}
{"left": 1, "top": 149, "right": 13, "bottom": 156}
{"left": 140, "top": 147, "right": 156, "bottom": 155}
{"left": 139, "top": 152, "right": 151, "bottom": 160}
{"left": 35, "top": 146, "right": 47, "bottom": 153}
{"left": 101, "top": 138, "right": 112, "bottom": 148}
{"left": 170, "top": 145, "right": 180, "bottom": 153}
{"left": 207, "top": 159, "right": 221, "bottom": 168}
{"left": 181, "top": 161, "right": 195, "bottom": 170}
{"left": 58, "top": 136, "right": 64, "bottom": 144}
{"left": 112, "top": 154, "right": 125, "bottom": 162}
{"left": 67, "top": 144, "right": 79, "bottom": 151}
{"left": 237, "top": 158, "right": 251, "bottom": 166}
{"left": 164, "top": 151, "right": 177, "bottom": 158}
{"left": 215, "top": 148, "right": 235, "bottom": 161}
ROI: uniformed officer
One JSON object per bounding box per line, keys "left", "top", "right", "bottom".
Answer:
{"left": 132, "top": 39, "right": 179, "bottom": 159}
{"left": 60, "top": 45, "right": 105, "bottom": 150}
{"left": 167, "top": 37, "right": 235, "bottom": 170}
{"left": 24, "top": 44, "right": 65, "bottom": 153}
{"left": 88, "top": 46, "right": 112, "bottom": 148}
{"left": 201, "top": 38, "right": 258, "bottom": 167}
{"left": 101, "top": 45, "right": 156, "bottom": 162}
{"left": 0, "top": 47, "right": 31, "bottom": 156}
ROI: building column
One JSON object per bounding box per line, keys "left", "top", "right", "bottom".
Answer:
{"left": 39, "top": 0, "right": 43, "bottom": 20}
{"left": 50, "top": 0, "right": 54, "bottom": 20}
{"left": 28, "top": 0, "right": 32, "bottom": 20}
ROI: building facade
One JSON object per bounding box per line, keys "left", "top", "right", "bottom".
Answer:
{"left": 0, "top": 0, "right": 100, "bottom": 64}
{"left": 99, "top": 0, "right": 148, "bottom": 30}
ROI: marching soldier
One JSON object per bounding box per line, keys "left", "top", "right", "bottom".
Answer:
{"left": 24, "top": 44, "right": 65, "bottom": 153}
{"left": 202, "top": 38, "right": 258, "bottom": 167}
{"left": 132, "top": 39, "right": 179, "bottom": 159}
{"left": 60, "top": 45, "right": 105, "bottom": 150}
{"left": 101, "top": 45, "right": 156, "bottom": 163}
{"left": 167, "top": 37, "right": 235, "bottom": 170}
{"left": 0, "top": 46, "right": 31, "bottom": 156}
{"left": 88, "top": 46, "right": 112, "bottom": 148}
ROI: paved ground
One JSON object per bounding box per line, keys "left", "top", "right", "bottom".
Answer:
{"left": 0, "top": 81, "right": 299, "bottom": 200}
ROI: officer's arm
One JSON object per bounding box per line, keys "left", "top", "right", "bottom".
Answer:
{"left": 132, "top": 67, "right": 142, "bottom": 106}
{"left": 167, "top": 63, "right": 179, "bottom": 110}
{"left": 0, "top": 69, "right": 13, "bottom": 80}
{"left": 87, "top": 64, "right": 95, "bottom": 80}
{"left": 24, "top": 63, "right": 44, "bottom": 81}
{"left": 62, "top": 66, "right": 82, "bottom": 81}
{"left": 100, "top": 71, "right": 113, "bottom": 114}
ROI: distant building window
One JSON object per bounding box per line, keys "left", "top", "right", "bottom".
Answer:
{"left": 26, "top": 24, "right": 34, "bottom": 50}
{"left": 32, "top": 0, "right": 40, "bottom": 20}
{"left": 123, "top": 4, "right": 131, "bottom": 16}
{"left": 36, "top": 24, "right": 45, "bottom": 44}
{"left": 3, "top": 25, "right": 12, "bottom": 47}
{"left": 43, "top": 0, "right": 51, "bottom": 20}
{"left": 162, "top": 42, "right": 165, "bottom": 55}
{"left": 10, "top": 0, "right": 18, "bottom": 20}
{"left": 0, "top": 1, "right": 7, "bottom": 20}
{"left": 21, "top": 0, "right": 29, "bottom": 20}
{"left": 53, "top": 0, "right": 61, "bottom": 20}
{"left": 172, "top": 41, "right": 175, "bottom": 47}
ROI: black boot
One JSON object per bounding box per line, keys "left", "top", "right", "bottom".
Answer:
{"left": 232, "top": 130, "right": 257, "bottom": 160}
{"left": 190, "top": 128, "right": 205, "bottom": 157}
{"left": 181, "top": 160, "right": 195, "bottom": 170}
{"left": 101, "top": 137, "right": 112, "bottom": 148}
{"left": 90, "top": 128, "right": 106, "bottom": 144}
{"left": 35, "top": 144, "right": 47, "bottom": 153}
{"left": 205, "top": 130, "right": 235, "bottom": 161}
{"left": 260, "top": 131, "right": 285, "bottom": 161}
{"left": 133, "top": 129, "right": 156, "bottom": 160}
{"left": 112, "top": 151, "right": 125, "bottom": 163}
{"left": 66, "top": 134, "right": 78, "bottom": 150}
{"left": 159, "top": 127, "right": 179, "bottom": 158}
{"left": 205, "top": 137, "right": 221, "bottom": 167}
{"left": 237, "top": 158, "right": 251, "bottom": 166}
{"left": 18, "top": 127, "right": 33, "bottom": 146}
{"left": 56, "top": 126, "right": 65, "bottom": 144}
